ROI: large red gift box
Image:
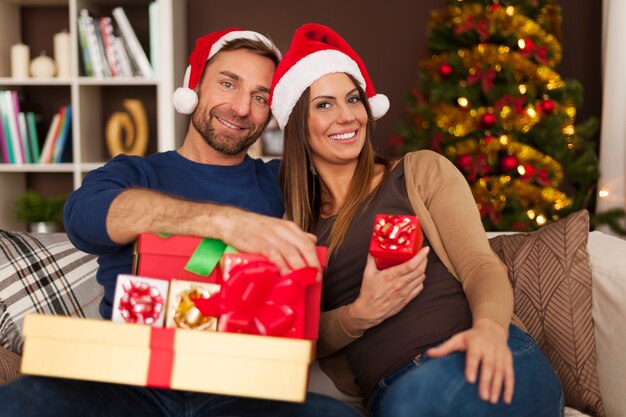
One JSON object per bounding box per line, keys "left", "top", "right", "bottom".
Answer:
{"left": 369, "top": 214, "right": 423, "bottom": 270}
{"left": 134, "top": 234, "right": 233, "bottom": 283}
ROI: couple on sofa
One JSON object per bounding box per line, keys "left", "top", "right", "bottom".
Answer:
{"left": 0, "top": 24, "right": 563, "bottom": 417}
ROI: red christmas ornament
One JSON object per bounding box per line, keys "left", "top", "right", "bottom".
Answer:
{"left": 456, "top": 153, "right": 491, "bottom": 181}
{"left": 484, "top": 134, "right": 495, "bottom": 145}
{"left": 539, "top": 98, "right": 555, "bottom": 114}
{"left": 490, "top": 4, "right": 502, "bottom": 11}
{"left": 500, "top": 155, "right": 519, "bottom": 172}
{"left": 456, "top": 154, "right": 472, "bottom": 170}
{"left": 439, "top": 63, "right": 453, "bottom": 78}
{"left": 481, "top": 112, "right": 497, "bottom": 128}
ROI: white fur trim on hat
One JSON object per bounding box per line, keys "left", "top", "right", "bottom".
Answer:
{"left": 209, "top": 30, "right": 282, "bottom": 61}
{"left": 368, "top": 94, "right": 390, "bottom": 120}
{"left": 173, "top": 66, "right": 198, "bottom": 114}
{"left": 271, "top": 50, "right": 366, "bottom": 131}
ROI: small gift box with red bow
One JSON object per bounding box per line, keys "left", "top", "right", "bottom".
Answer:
{"left": 369, "top": 214, "right": 424, "bottom": 270}
{"left": 111, "top": 275, "right": 169, "bottom": 327}
{"left": 165, "top": 280, "right": 221, "bottom": 331}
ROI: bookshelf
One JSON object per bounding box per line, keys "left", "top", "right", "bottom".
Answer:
{"left": 0, "top": 0, "right": 188, "bottom": 231}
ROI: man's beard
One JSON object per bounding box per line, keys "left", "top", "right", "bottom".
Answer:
{"left": 192, "top": 107, "right": 267, "bottom": 156}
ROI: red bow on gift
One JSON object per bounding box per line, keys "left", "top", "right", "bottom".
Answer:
{"left": 519, "top": 38, "right": 548, "bottom": 65}
{"left": 191, "top": 261, "right": 317, "bottom": 337}
{"left": 521, "top": 164, "right": 551, "bottom": 187}
{"left": 467, "top": 66, "right": 497, "bottom": 94}
{"left": 455, "top": 16, "right": 490, "bottom": 41}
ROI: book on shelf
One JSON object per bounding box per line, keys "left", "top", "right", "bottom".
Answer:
{"left": 77, "top": 13, "right": 94, "bottom": 76}
{"left": 0, "top": 112, "right": 10, "bottom": 163}
{"left": 51, "top": 106, "right": 72, "bottom": 163}
{"left": 79, "top": 9, "right": 110, "bottom": 78}
{"left": 18, "top": 112, "right": 32, "bottom": 163}
{"left": 26, "top": 112, "right": 40, "bottom": 163}
{"left": 114, "top": 37, "right": 135, "bottom": 77}
{"left": 112, "top": 7, "right": 154, "bottom": 78}
{"left": 0, "top": 91, "right": 24, "bottom": 164}
{"left": 100, "top": 16, "right": 121, "bottom": 77}
{"left": 39, "top": 108, "right": 65, "bottom": 164}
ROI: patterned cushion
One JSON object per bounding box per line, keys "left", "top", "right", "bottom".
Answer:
{"left": 489, "top": 210, "right": 604, "bottom": 417}
{"left": 0, "top": 231, "right": 101, "bottom": 355}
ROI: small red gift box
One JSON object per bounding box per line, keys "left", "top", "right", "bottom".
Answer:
{"left": 134, "top": 233, "right": 236, "bottom": 283}
{"left": 369, "top": 214, "right": 423, "bottom": 270}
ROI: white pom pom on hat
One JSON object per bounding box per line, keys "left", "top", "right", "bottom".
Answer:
{"left": 269, "top": 23, "right": 390, "bottom": 131}
{"left": 172, "top": 28, "right": 282, "bottom": 115}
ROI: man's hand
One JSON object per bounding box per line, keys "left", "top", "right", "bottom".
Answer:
{"left": 341, "top": 247, "right": 429, "bottom": 336}
{"left": 218, "top": 208, "right": 320, "bottom": 274}
{"left": 426, "top": 318, "right": 514, "bottom": 405}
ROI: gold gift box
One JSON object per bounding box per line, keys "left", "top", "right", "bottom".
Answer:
{"left": 21, "top": 314, "right": 314, "bottom": 402}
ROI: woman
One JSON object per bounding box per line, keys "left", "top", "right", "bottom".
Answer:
{"left": 270, "top": 23, "right": 563, "bottom": 417}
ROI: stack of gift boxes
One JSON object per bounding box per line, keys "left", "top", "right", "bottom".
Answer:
{"left": 21, "top": 215, "right": 422, "bottom": 402}
{"left": 21, "top": 233, "right": 326, "bottom": 402}
{"left": 116, "top": 233, "right": 324, "bottom": 339}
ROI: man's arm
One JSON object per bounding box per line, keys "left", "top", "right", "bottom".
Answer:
{"left": 107, "top": 188, "right": 320, "bottom": 273}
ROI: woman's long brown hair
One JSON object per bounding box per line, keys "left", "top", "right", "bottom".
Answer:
{"left": 280, "top": 74, "right": 390, "bottom": 255}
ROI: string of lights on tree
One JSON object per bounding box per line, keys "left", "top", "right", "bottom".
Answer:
{"left": 395, "top": 0, "right": 625, "bottom": 232}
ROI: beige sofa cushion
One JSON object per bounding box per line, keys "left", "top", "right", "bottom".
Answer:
{"left": 489, "top": 210, "right": 604, "bottom": 417}
{"left": 587, "top": 231, "right": 626, "bottom": 417}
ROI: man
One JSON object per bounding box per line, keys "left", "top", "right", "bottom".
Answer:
{"left": 0, "top": 29, "right": 359, "bottom": 417}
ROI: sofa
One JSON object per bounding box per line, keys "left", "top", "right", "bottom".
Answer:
{"left": 1, "top": 210, "right": 625, "bottom": 417}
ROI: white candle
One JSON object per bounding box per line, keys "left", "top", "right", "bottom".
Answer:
{"left": 10, "top": 42, "right": 30, "bottom": 78}
{"left": 54, "top": 30, "right": 71, "bottom": 78}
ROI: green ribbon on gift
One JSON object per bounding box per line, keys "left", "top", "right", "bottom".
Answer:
{"left": 185, "top": 239, "right": 235, "bottom": 276}
{"left": 156, "top": 233, "right": 236, "bottom": 277}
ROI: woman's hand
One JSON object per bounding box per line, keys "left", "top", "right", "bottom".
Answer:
{"left": 341, "top": 247, "right": 430, "bottom": 336}
{"left": 426, "top": 318, "right": 514, "bottom": 405}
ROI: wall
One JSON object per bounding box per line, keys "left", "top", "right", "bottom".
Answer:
{"left": 187, "top": 0, "right": 602, "bottom": 155}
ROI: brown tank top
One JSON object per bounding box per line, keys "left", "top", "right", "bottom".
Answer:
{"left": 316, "top": 158, "right": 472, "bottom": 402}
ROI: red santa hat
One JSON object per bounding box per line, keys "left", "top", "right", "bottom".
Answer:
{"left": 173, "top": 28, "right": 282, "bottom": 114}
{"left": 270, "top": 23, "right": 389, "bottom": 131}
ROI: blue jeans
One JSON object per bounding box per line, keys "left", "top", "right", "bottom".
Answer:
{"left": 370, "top": 325, "right": 564, "bottom": 417}
{"left": 0, "top": 376, "right": 361, "bottom": 417}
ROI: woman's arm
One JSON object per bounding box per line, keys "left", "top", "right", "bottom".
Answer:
{"left": 410, "top": 151, "right": 513, "bottom": 330}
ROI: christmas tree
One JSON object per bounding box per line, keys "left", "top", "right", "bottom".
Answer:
{"left": 397, "top": 0, "right": 622, "bottom": 232}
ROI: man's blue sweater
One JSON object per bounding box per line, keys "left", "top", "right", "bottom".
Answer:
{"left": 63, "top": 151, "right": 283, "bottom": 319}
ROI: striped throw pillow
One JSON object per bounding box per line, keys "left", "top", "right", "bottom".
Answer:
{"left": 0, "top": 231, "right": 101, "bottom": 355}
